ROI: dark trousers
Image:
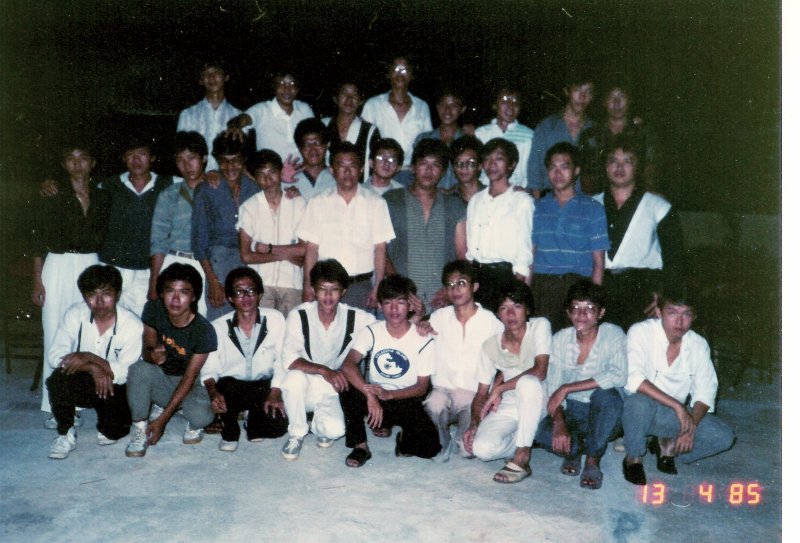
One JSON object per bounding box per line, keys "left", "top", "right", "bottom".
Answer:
{"left": 340, "top": 387, "right": 441, "bottom": 458}
{"left": 216, "top": 376, "right": 288, "bottom": 442}
{"left": 46, "top": 369, "right": 132, "bottom": 439}
{"left": 603, "top": 269, "right": 662, "bottom": 331}
{"left": 473, "top": 262, "right": 516, "bottom": 313}
{"left": 535, "top": 388, "right": 623, "bottom": 459}
{"left": 531, "top": 273, "right": 583, "bottom": 332}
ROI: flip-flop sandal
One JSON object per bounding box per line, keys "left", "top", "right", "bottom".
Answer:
{"left": 560, "top": 457, "right": 581, "bottom": 476}
{"left": 580, "top": 463, "right": 604, "bottom": 490}
{"left": 345, "top": 447, "right": 372, "bottom": 468}
{"left": 493, "top": 461, "right": 531, "bottom": 484}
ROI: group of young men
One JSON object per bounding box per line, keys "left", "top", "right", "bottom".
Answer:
{"left": 35, "top": 56, "right": 734, "bottom": 490}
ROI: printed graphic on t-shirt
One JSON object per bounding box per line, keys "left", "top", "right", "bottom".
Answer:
{"left": 373, "top": 349, "right": 410, "bottom": 380}
{"left": 162, "top": 333, "right": 188, "bottom": 357}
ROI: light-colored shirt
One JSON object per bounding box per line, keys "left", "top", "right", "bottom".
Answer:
{"left": 48, "top": 302, "right": 143, "bottom": 385}
{"left": 466, "top": 186, "right": 534, "bottom": 278}
{"left": 282, "top": 169, "right": 336, "bottom": 201}
{"left": 282, "top": 302, "right": 376, "bottom": 370}
{"left": 361, "top": 92, "right": 432, "bottom": 166}
{"left": 528, "top": 113, "right": 593, "bottom": 192}
{"left": 237, "top": 191, "right": 306, "bottom": 290}
{"left": 151, "top": 180, "right": 196, "bottom": 255}
{"left": 474, "top": 119, "right": 534, "bottom": 188}
{"left": 296, "top": 185, "right": 395, "bottom": 276}
{"left": 177, "top": 98, "right": 242, "bottom": 171}
{"left": 478, "top": 317, "right": 552, "bottom": 384}
{"left": 202, "top": 309, "right": 286, "bottom": 386}
{"left": 351, "top": 321, "right": 435, "bottom": 391}
{"left": 246, "top": 98, "right": 314, "bottom": 160}
{"left": 546, "top": 322, "right": 627, "bottom": 405}
{"left": 625, "top": 318, "right": 718, "bottom": 412}
{"left": 365, "top": 177, "right": 404, "bottom": 197}
{"left": 429, "top": 304, "right": 504, "bottom": 392}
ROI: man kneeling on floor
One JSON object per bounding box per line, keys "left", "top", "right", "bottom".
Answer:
{"left": 339, "top": 275, "right": 441, "bottom": 467}
{"left": 279, "top": 259, "right": 376, "bottom": 460}
{"left": 201, "top": 267, "right": 289, "bottom": 452}
{"left": 534, "top": 280, "right": 627, "bottom": 489}
{"left": 125, "top": 263, "right": 217, "bottom": 457}
{"left": 462, "top": 280, "right": 552, "bottom": 483}
{"left": 47, "top": 265, "right": 143, "bottom": 459}
{"left": 621, "top": 288, "right": 735, "bottom": 485}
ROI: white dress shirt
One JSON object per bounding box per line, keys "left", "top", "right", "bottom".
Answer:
{"left": 466, "top": 186, "right": 535, "bottom": 277}
{"left": 361, "top": 92, "right": 432, "bottom": 166}
{"left": 478, "top": 317, "right": 552, "bottom": 384}
{"left": 177, "top": 98, "right": 242, "bottom": 171}
{"left": 474, "top": 119, "right": 535, "bottom": 188}
{"left": 245, "top": 99, "right": 314, "bottom": 160}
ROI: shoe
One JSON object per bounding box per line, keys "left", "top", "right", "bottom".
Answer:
{"left": 345, "top": 447, "right": 372, "bottom": 468}
{"left": 281, "top": 437, "right": 303, "bottom": 460}
{"left": 622, "top": 459, "right": 647, "bottom": 485}
{"left": 96, "top": 432, "right": 117, "bottom": 446}
{"left": 44, "top": 413, "right": 82, "bottom": 430}
{"left": 394, "top": 431, "right": 413, "bottom": 458}
{"left": 48, "top": 427, "right": 77, "bottom": 459}
{"left": 219, "top": 439, "right": 239, "bottom": 452}
{"left": 316, "top": 436, "right": 334, "bottom": 448}
{"left": 204, "top": 414, "right": 223, "bottom": 435}
{"left": 125, "top": 421, "right": 148, "bottom": 457}
{"left": 613, "top": 437, "right": 625, "bottom": 453}
{"left": 148, "top": 404, "right": 165, "bottom": 422}
{"left": 183, "top": 422, "right": 204, "bottom": 445}
{"left": 649, "top": 437, "right": 678, "bottom": 475}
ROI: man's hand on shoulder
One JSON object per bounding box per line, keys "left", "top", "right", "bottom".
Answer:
{"left": 39, "top": 179, "right": 59, "bottom": 198}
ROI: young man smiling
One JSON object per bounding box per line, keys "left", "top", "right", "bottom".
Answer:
{"left": 124, "top": 263, "right": 217, "bottom": 457}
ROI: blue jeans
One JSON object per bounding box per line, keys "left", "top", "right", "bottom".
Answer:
{"left": 622, "top": 393, "right": 735, "bottom": 464}
{"left": 535, "top": 388, "right": 623, "bottom": 459}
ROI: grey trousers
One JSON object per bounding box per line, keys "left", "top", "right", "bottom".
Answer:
{"left": 126, "top": 360, "right": 214, "bottom": 429}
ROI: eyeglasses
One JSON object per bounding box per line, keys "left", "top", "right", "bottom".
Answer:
{"left": 232, "top": 287, "right": 259, "bottom": 298}
{"left": 375, "top": 155, "right": 398, "bottom": 164}
{"left": 392, "top": 66, "right": 409, "bottom": 75}
{"left": 277, "top": 79, "right": 297, "bottom": 87}
{"left": 499, "top": 95, "right": 519, "bottom": 105}
{"left": 302, "top": 139, "right": 325, "bottom": 148}
{"left": 315, "top": 286, "right": 343, "bottom": 295}
{"left": 445, "top": 279, "right": 470, "bottom": 289}
{"left": 455, "top": 159, "right": 478, "bottom": 169}
{"left": 568, "top": 304, "right": 599, "bottom": 315}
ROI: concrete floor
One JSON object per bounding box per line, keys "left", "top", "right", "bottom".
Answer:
{"left": 0, "top": 360, "right": 781, "bottom": 543}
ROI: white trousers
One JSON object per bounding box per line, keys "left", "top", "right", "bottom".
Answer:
{"left": 111, "top": 266, "right": 150, "bottom": 319}
{"left": 40, "top": 252, "right": 99, "bottom": 411}
{"left": 281, "top": 370, "right": 345, "bottom": 440}
{"left": 472, "top": 375, "right": 547, "bottom": 462}
{"left": 160, "top": 254, "right": 207, "bottom": 317}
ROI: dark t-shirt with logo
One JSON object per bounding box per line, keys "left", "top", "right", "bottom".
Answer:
{"left": 141, "top": 299, "right": 217, "bottom": 376}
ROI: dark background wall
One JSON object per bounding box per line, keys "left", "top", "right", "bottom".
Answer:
{"left": 0, "top": 0, "right": 780, "bottom": 271}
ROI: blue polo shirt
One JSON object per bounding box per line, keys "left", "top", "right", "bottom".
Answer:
{"left": 532, "top": 192, "right": 609, "bottom": 277}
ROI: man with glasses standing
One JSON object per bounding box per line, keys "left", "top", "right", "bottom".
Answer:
{"left": 365, "top": 138, "right": 405, "bottom": 196}
{"left": 531, "top": 142, "right": 608, "bottom": 332}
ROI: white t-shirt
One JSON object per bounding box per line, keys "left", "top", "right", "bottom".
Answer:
{"left": 350, "top": 321, "right": 435, "bottom": 390}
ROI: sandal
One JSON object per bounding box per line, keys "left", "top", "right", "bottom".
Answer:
{"left": 345, "top": 447, "right": 372, "bottom": 468}
{"left": 493, "top": 461, "right": 531, "bottom": 484}
{"left": 371, "top": 427, "right": 391, "bottom": 438}
{"left": 580, "top": 463, "right": 604, "bottom": 490}
{"left": 560, "top": 457, "right": 581, "bottom": 476}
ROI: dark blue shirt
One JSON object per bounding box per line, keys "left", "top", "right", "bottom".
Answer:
{"left": 191, "top": 176, "right": 260, "bottom": 260}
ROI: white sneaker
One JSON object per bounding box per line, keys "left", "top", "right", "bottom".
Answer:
{"left": 96, "top": 432, "right": 117, "bottom": 446}
{"left": 219, "top": 439, "right": 239, "bottom": 452}
{"left": 613, "top": 437, "right": 626, "bottom": 453}
{"left": 316, "top": 436, "right": 334, "bottom": 448}
{"left": 148, "top": 404, "right": 165, "bottom": 422}
{"left": 48, "top": 427, "right": 77, "bottom": 459}
{"left": 281, "top": 436, "right": 303, "bottom": 460}
{"left": 183, "top": 422, "right": 204, "bottom": 445}
{"left": 44, "top": 413, "right": 83, "bottom": 430}
{"left": 125, "top": 421, "right": 148, "bottom": 457}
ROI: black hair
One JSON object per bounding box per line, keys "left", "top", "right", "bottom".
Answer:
{"left": 174, "top": 131, "right": 208, "bottom": 158}
{"left": 605, "top": 135, "right": 642, "bottom": 166}
{"left": 436, "top": 87, "right": 465, "bottom": 106}
{"left": 310, "top": 259, "right": 351, "bottom": 290}
{"left": 60, "top": 142, "right": 95, "bottom": 162}
{"left": 247, "top": 149, "right": 283, "bottom": 176}
{"left": 377, "top": 274, "right": 417, "bottom": 303}
{"left": 156, "top": 263, "right": 203, "bottom": 314}
{"left": 450, "top": 135, "right": 483, "bottom": 161}
{"left": 121, "top": 134, "right": 155, "bottom": 156}
{"left": 481, "top": 138, "right": 519, "bottom": 170}
{"left": 657, "top": 285, "right": 694, "bottom": 312}
{"left": 564, "top": 279, "right": 606, "bottom": 310}
{"left": 201, "top": 60, "right": 227, "bottom": 74}
{"left": 212, "top": 132, "right": 246, "bottom": 160}
{"left": 545, "top": 141, "right": 579, "bottom": 169}
{"left": 563, "top": 67, "right": 595, "bottom": 89}
{"left": 272, "top": 71, "right": 300, "bottom": 89}
{"left": 412, "top": 138, "right": 449, "bottom": 168}
{"left": 77, "top": 264, "right": 122, "bottom": 294}
{"left": 369, "top": 137, "right": 405, "bottom": 165}
{"left": 224, "top": 267, "right": 264, "bottom": 298}
{"left": 294, "top": 118, "right": 329, "bottom": 149}
{"left": 496, "top": 280, "right": 535, "bottom": 317}
{"left": 330, "top": 141, "right": 363, "bottom": 167}
{"left": 441, "top": 260, "right": 476, "bottom": 286}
